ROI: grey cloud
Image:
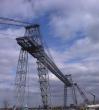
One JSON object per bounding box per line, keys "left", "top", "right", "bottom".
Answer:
{"left": 49, "top": 37, "right": 99, "bottom": 101}
{"left": 0, "top": 0, "right": 99, "bottom": 42}
{"left": 0, "top": 0, "right": 33, "bottom": 19}
{"left": 0, "top": 0, "right": 99, "bottom": 106}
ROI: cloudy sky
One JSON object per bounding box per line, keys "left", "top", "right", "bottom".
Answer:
{"left": 0, "top": 0, "right": 99, "bottom": 107}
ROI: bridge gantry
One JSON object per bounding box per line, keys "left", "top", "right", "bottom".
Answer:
{"left": 16, "top": 24, "right": 72, "bottom": 109}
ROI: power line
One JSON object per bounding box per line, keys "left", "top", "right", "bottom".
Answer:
{"left": 0, "top": 17, "right": 30, "bottom": 24}
{"left": 0, "top": 17, "right": 31, "bottom": 27}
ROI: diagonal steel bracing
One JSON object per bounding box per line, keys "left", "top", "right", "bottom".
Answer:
{"left": 37, "top": 60, "right": 50, "bottom": 109}
{"left": 16, "top": 24, "right": 72, "bottom": 108}
{"left": 16, "top": 25, "right": 50, "bottom": 109}
{"left": 15, "top": 49, "right": 28, "bottom": 108}
{"left": 16, "top": 25, "right": 72, "bottom": 87}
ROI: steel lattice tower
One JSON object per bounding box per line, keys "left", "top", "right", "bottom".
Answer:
{"left": 15, "top": 49, "right": 28, "bottom": 108}
{"left": 37, "top": 61, "right": 49, "bottom": 109}
{"left": 25, "top": 25, "right": 50, "bottom": 109}
{"left": 15, "top": 25, "right": 50, "bottom": 109}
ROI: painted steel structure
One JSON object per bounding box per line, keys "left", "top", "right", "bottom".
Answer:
{"left": 64, "top": 75, "right": 77, "bottom": 108}
{"left": 16, "top": 25, "right": 72, "bottom": 109}
{"left": 0, "top": 17, "right": 93, "bottom": 109}
{"left": 15, "top": 49, "right": 28, "bottom": 108}
{"left": 37, "top": 61, "right": 50, "bottom": 109}
{"left": 16, "top": 25, "right": 72, "bottom": 87}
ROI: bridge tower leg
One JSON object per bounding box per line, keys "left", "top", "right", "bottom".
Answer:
{"left": 15, "top": 48, "right": 28, "bottom": 109}
{"left": 72, "top": 83, "right": 77, "bottom": 106}
{"left": 37, "top": 60, "right": 50, "bottom": 109}
{"left": 64, "top": 75, "right": 77, "bottom": 108}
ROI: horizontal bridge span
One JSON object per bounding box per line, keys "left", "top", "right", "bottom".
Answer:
{"left": 16, "top": 37, "right": 72, "bottom": 87}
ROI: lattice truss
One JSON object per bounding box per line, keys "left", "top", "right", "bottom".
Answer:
{"left": 15, "top": 25, "right": 50, "bottom": 109}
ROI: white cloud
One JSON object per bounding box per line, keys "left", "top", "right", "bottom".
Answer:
{"left": 45, "top": 0, "right": 99, "bottom": 42}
